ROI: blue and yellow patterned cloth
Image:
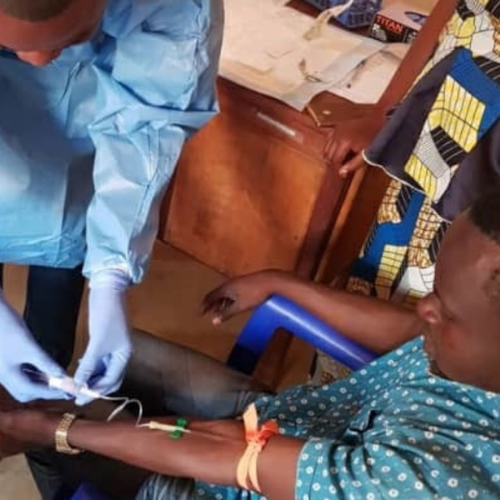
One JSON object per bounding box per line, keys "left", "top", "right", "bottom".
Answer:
{"left": 346, "top": 0, "right": 500, "bottom": 304}
{"left": 196, "top": 338, "right": 500, "bottom": 499}
{"left": 400, "top": 0, "right": 500, "bottom": 205}
{"left": 403, "top": 48, "right": 500, "bottom": 205}
{"left": 347, "top": 182, "right": 449, "bottom": 305}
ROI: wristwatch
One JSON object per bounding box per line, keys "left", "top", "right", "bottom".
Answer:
{"left": 55, "top": 413, "right": 84, "bottom": 455}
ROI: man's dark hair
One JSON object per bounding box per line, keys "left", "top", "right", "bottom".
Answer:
{"left": 469, "top": 185, "right": 500, "bottom": 301}
{"left": 469, "top": 186, "right": 500, "bottom": 246}
{"left": 0, "top": 0, "right": 73, "bottom": 22}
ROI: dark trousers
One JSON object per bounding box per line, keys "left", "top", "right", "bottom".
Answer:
{"left": 0, "top": 264, "right": 85, "bottom": 500}
{"left": 0, "top": 264, "right": 85, "bottom": 370}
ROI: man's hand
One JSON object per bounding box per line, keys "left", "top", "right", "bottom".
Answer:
{"left": 74, "top": 270, "right": 132, "bottom": 406}
{"left": 0, "top": 409, "right": 60, "bottom": 447}
{"left": 202, "top": 270, "right": 289, "bottom": 324}
{"left": 324, "top": 108, "right": 387, "bottom": 177}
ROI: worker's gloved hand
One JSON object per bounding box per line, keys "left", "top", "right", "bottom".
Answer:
{"left": 74, "top": 269, "right": 132, "bottom": 405}
{"left": 0, "top": 290, "right": 68, "bottom": 403}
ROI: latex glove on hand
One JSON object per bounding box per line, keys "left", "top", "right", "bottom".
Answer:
{"left": 0, "top": 290, "right": 67, "bottom": 403}
{"left": 74, "top": 270, "right": 132, "bottom": 406}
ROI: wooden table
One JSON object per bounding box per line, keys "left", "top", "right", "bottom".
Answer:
{"left": 162, "top": 77, "right": 340, "bottom": 280}
{"left": 161, "top": 82, "right": 386, "bottom": 282}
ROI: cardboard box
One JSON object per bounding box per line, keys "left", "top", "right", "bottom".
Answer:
{"left": 369, "top": 2, "right": 429, "bottom": 44}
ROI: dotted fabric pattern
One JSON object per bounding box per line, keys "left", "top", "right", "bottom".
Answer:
{"left": 195, "top": 338, "right": 500, "bottom": 499}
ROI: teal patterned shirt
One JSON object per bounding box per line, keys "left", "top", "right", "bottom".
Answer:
{"left": 195, "top": 337, "right": 500, "bottom": 499}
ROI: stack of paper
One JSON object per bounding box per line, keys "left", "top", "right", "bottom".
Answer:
{"left": 328, "top": 43, "right": 409, "bottom": 104}
{"left": 221, "top": 0, "right": 384, "bottom": 110}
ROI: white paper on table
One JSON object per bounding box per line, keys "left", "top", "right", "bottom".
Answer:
{"left": 328, "top": 43, "right": 409, "bottom": 104}
{"left": 220, "top": 0, "right": 384, "bottom": 110}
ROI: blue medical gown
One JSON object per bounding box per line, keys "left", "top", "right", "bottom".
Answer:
{"left": 0, "top": 0, "right": 223, "bottom": 283}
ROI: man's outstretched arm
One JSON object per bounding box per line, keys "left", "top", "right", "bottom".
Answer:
{"left": 0, "top": 411, "right": 302, "bottom": 500}
{"left": 204, "top": 270, "right": 424, "bottom": 353}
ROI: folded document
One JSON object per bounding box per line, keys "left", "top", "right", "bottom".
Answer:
{"left": 221, "top": 0, "right": 384, "bottom": 110}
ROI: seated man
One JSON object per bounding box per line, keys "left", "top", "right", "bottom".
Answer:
{"left": 1, "top": 185, "right": 500, "bottom": 500}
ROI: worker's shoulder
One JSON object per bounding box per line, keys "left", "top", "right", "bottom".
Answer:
{"left": 102, "top": 0, "right": 219, "bottom": 38}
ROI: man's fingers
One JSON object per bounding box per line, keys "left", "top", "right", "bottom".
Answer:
{"left": 325, "top": 136, "right": 351, "bottom": 167}
{"left": 339, "top": 153, "right": 366, "bottom": 177}
{"left": 201, "top": 288, "right": 225, "bottom": 314}
{"left": 332, "top": 141, "right": 352, "bottom": 167}
{"left": 212, "top": 300, "right": 238, "bottom": 325}
{"left": 202, "top": 288, "right": 237, "bottom": 320}
{"left": 324, "top": 130, "right": 340, "bottom": 163}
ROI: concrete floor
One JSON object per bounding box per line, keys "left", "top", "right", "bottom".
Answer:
{"left": 0, "top": 242, "right": 312, "bottom": 499}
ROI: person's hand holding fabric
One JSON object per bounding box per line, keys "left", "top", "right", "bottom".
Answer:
{"left": 74, "top": 269, "right": 132, "bottom": 405}
{"left": 0, "top": 290, "right": 67, "bottom": 403}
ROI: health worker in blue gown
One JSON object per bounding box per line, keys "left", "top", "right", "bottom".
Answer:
{"left": 0, "top": 0, "right": 223, "bottom": 405}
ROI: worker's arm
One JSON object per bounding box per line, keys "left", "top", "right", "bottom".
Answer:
{"left": 203, "top": 270, "right": 423, "bottom": 354}
{"left": 76, "top": 0, "right": 224, "bottom": 401}
{"left": 324, "top": 0, "right": 458, "bottom": 173}
{"left": 84, "top": 0, "right": 223, "bottom": 283}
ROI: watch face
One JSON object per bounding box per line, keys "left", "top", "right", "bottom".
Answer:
{"left": 405, "top": 11, "right": 428, "bottom": 26}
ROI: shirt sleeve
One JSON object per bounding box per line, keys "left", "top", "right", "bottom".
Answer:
{"left": 84, "top": 0, "right": 223, "bottom": 283}
{"left": 296, "top": 436, "right": 492, "bottom": 499}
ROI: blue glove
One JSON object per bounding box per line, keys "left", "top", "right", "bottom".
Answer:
{"left": 0, "top": 290, "right": 68, "bottom": 402}
{"left": 74, "top": 269, "right": 133, "bottom": 405}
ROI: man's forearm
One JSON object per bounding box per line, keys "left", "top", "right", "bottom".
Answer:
{"left": 68, "top": 418, "right": 244, "bottom": 486}
{"left": 67, "top": 418, "right": 302, "bottom": 499}
{"left": 267, "top": 272, "right": 423, "bottom": 353}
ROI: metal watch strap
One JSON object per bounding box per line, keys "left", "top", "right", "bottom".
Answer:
{"left": 55, "top": 413, "right": 83, "bottom": 455}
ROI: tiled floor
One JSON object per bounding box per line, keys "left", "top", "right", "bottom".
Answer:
{"left": 0, "top": 243, "right": 312, "bottom": 499}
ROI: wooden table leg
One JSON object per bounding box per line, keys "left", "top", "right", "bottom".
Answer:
{"left": 253, "top": 165, "right": 349, "bottom": 388}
